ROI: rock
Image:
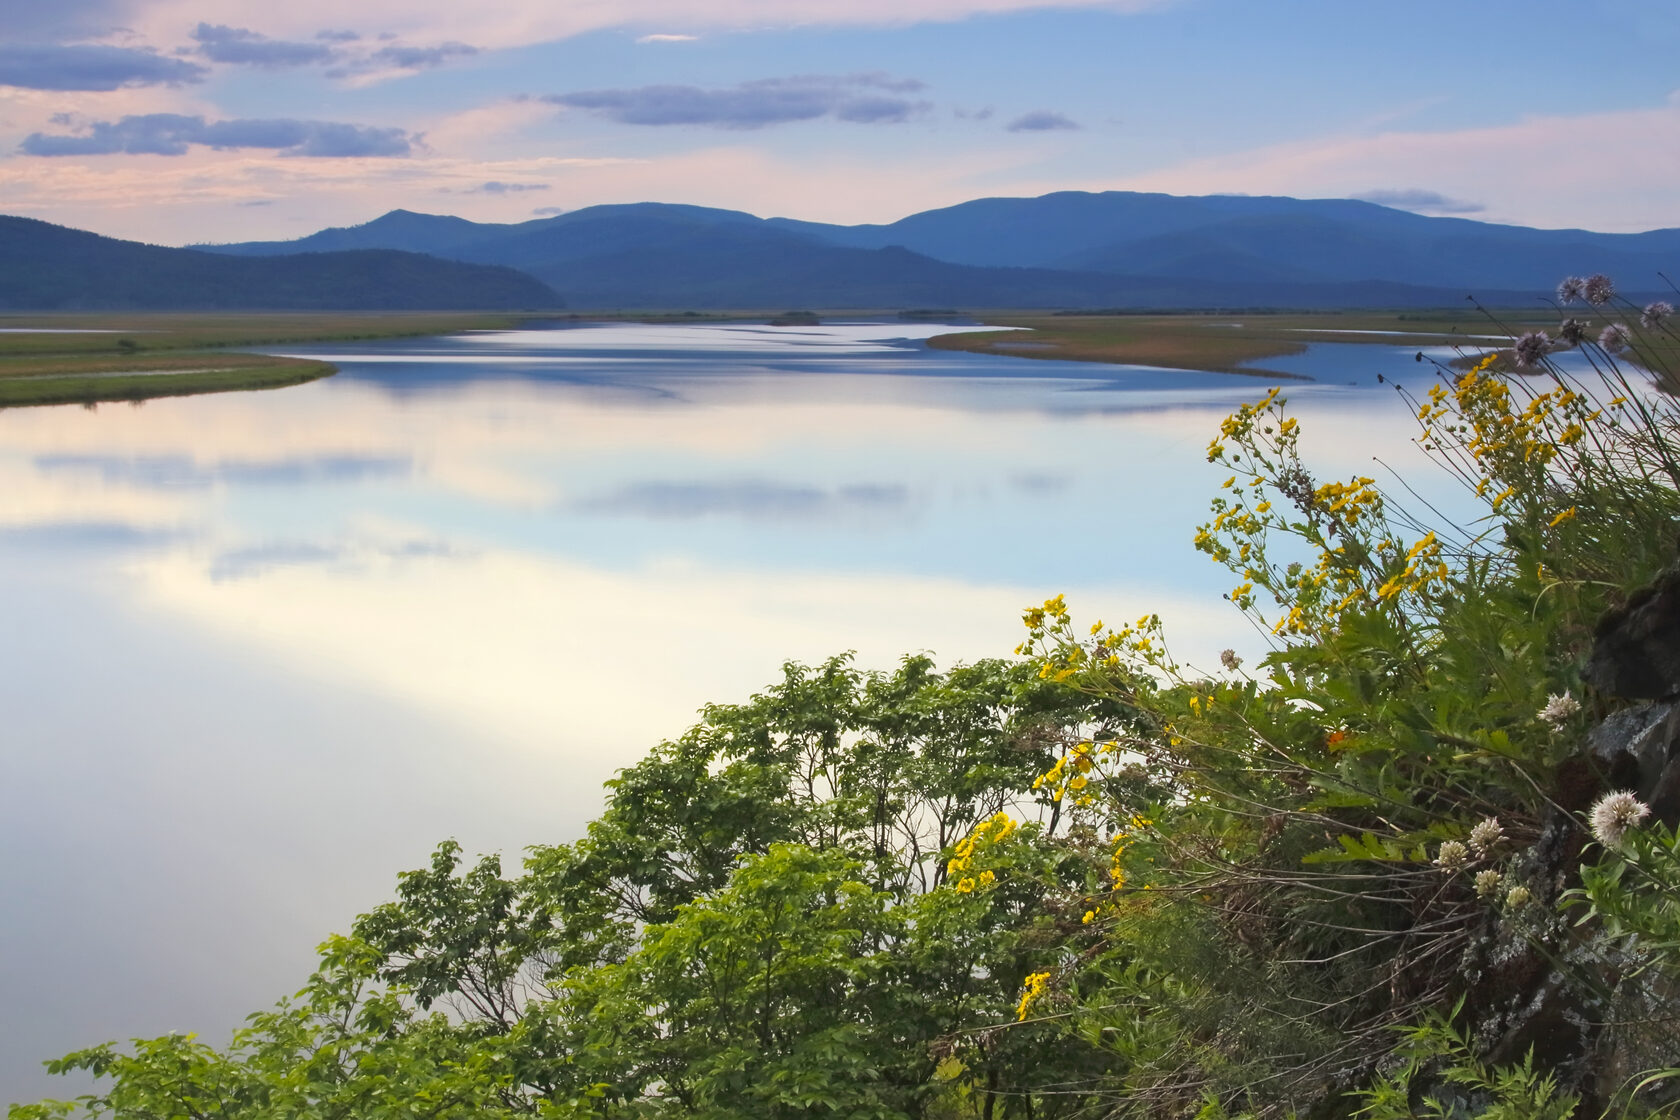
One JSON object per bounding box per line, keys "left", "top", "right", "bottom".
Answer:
{"left": 1584, "top": 563, "right": 1680, "bottom": 700}
{"left": 1589, "top": 703, "right": 1672, "bottom": 788}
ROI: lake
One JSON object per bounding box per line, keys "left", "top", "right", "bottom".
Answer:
{"left": 0, "top": 320, "right": 1489, "bottom": 1102}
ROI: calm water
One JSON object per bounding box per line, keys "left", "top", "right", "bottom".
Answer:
{"left": 0, "top": 321, "right": 1473, "bottom": 1101}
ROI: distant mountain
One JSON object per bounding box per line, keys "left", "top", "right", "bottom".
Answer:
{"left": 764, "top": 192, "right": 1680, "bottom": 290}
{"left": 0, "top": 216, "right": 563, "bottom": 310}
{"left": 214, "top": 193, "right": 1648, "bottom": 310}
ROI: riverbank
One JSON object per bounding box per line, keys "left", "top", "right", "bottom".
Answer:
{"left": 926, "top": 310, "right": 1560, "bottom": 377}
{"left": 0, "top": 311, "right": 538, "bottom": 408}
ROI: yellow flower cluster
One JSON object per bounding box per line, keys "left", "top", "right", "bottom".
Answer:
{"left": 1371, "top": 531, "right": 1448, "bottom": 604}
{"left": 946, "top": 812, "right": 1016, "bottom": 890}
{"left": 1020, "top": 593, "right": 1070, "bottom": 634}
{"left": 1077, "top": 814, "right": 1153, "bottom": 927}
{"left": 1019, "top": 594, "right": 1176, "bottom": 694}
{"left": 1191, "top": 391, "right": 1481, "bottom": 640}
{"left": 1034, "top": 738, "right": 1122, "bottom": 808}
{"left": 1417, "top": 354, "right": 1614, "bottom": 530}
{"left": 1206, "top": 387, "right": 1289, "bottom": 463}
{"left": 1016, "top": 969, "right": 1052, "bottom": 1020}
{"left": 1082, "top": 613, "right": 1173, "bottom": 675}
{"left": 1311, "top": 476, "right": 1383, "bottom": 526}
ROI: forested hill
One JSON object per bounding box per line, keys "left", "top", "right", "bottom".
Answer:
{"left": 0, "top": 215, "right": 564, "bottom": 311}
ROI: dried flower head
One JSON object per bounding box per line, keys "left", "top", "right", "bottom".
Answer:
{"left": 1642, "top": 301, "right": 1674, "bottom": 329}
{"left": 1599, "top": 323, "right": 1631, "bottom": 353}
{"left": 1589, "top": 790, "right": 1651, "bottom": 848}
{"left": 1474, "top": 869, "right": 1502, "bottom": 898}
{"left": 1556, "top": 318, "right": 1587, "bottom": 346}
{"left": 1434, "top": 840, "right": 1470, "bottom": 871}
{"left": 1584, "top": 273, "right": 1616, "bottom": 306}
{"left": 1513, "top": 331, "right": 1551, "bottom": 369}
{"left": 1504, "top": 885, "right": 1531, "bottom": 909}
{"left": 1219, "top": 648, "right": 1242, "bottom": 671}
{"left": 1469, "top": 817, "right": 1504, "bottom": 856}
{"left": 1557, "top": 276, "right": 1586, "bottom": 304}
{"left": 1538, "top": 691, "right": 1580, "bottom": 730}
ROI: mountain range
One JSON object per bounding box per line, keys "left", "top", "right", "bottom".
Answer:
{"left": 202, "top": 191, "right": 1680, "bottom": 310}
{"left": 0, "top": 215, "right": 562, "bottom": 311}
{"left": 4, "top": 191, "right": 1674, "bottom": 311}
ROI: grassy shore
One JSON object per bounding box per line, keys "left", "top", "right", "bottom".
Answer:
{"left": 0, "top": 311, "right": 538, "bottom": 408}
{"left": 926, "top": 309, "right": 1574, "bottom": 377}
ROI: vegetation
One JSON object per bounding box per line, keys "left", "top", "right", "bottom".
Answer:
{"left": 0, "top": 311, "right": 537, "bottom": 408}
{"left": 926, "top": 310, "right": 1573, "bottom": 377}
{"left": 14, "top": 278, "right": 1680, "bottom": 1118}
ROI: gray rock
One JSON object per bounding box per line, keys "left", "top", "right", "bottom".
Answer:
{"left": 1584, "top": 564, "right": 1680, "bottom": 700}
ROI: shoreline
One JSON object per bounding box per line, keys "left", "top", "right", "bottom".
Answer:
{"left": 0, "top": 311, "right": 537, "bottom": 409}
{"left": 6, "top": 307, "right": 1661, "bottom": 407}
{"left": 922, "top": 310, "right": 1554, "bottom": 379}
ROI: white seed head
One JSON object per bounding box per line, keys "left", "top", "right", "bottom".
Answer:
{"left": 1589, "top": 790, "right": 1651, "bottom": 848}
{"left": 1513, "top": 331, "right": 1552, "bottom": 369}
{"left": 1538, "top": 691, "right": 1580, "bottom": 731}
{"left": 1468, "top": 817, "right": 1504, "bottom": 856}
{"left": 1219, "top": 648, "right": 1242, "bottom": 671}
{"left": 1434, "top": 840, "right": 1470, "bottom": 871}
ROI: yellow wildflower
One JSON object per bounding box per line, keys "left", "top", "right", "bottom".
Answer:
{"left": 1017, "top": 971, "right": 1051, "bottom": 1020}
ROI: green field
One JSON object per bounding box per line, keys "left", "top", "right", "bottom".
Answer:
{"left": 0, "top": 311, "right": 541, "bottom": 408}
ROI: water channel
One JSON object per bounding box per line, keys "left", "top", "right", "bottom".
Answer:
{"left": 0, "top": 320, "right": 1517, "bottom": 1101}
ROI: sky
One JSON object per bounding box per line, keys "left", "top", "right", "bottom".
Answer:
{"left": 0, "top": 0, "right": 1676, "bottom": 245}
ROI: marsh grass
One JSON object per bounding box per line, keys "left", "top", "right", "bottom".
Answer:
{"left": 0, "top": 359, "right": 335, "bottom": 408}
{"left": 0, "top": 311, "right": 533, "bottom": 407}
{"left": 931, "top": 310, "right": 1575, "bottom": 377}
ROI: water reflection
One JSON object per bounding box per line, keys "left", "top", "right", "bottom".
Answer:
{"left": 1, "top": 321, "right": 1472, "bottom": 1103}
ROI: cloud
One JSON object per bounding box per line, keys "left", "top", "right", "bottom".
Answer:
{"left": 0, "top": 44, "right": 208, "bottom": 90}
{"left": 1351, "top": 188, "right": 1485, "bottom": 215}
{"left": 21, "top": 114, "right": 414, "bottom": 157}
{"left": 1117, "top": 98, "right": 1680, "bottom": 233}
{"left": 191, "top": 22, "right": 336, "bottom": 67}
{"left": 208, "top": 537, "right": 453, "bottom": 581}
{"left": 0, "top": 0, "right": 126, "bottom": 40}
{"left": 0, "top": 521, "right": 180, "bottom": 551}
{"left": 34, "top": 453, "right": 411, "bottom": 489}
{"left": 315, "top": 29, "right": 360, "bottom": 42}
{"left": 835, "top": 97, "right": 922, "bottom": 124}
{"left": 368, "top": 41, "right": 477, "bottom": 69}
{"left": 109, "top": 0, "right": 1179, "bottom": 57}
{"left": 473, "top": 180, "right": 548, "bottom": 193}
{"left": 545, "top": 74, "right": 930, "bottom": 129}
{"left": 636, "top": 33, "right": 698, "bottom": 43}
{"left": 1006, "top": 110, "right": 1078, "bottom": 132}
{"left": 577, "top": 479, "right": 908, "bottom": 520}
{"left": 532, "top": 206, "right": 567, "bottom": 216}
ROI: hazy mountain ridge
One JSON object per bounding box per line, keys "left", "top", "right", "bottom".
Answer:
{"left": 201, "top": 191, "right": 1679, "bottom": 309}
{"left": 0, "top": 215, "right": 564, "bottom": 310}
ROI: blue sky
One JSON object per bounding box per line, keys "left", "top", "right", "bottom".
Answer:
{"left": 1, "top": 0, "right": 1675, "bottom": 243}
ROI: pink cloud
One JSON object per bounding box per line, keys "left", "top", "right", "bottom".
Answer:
{"left": 1116, "top": 100, "right": 1680, "bottom": 233}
